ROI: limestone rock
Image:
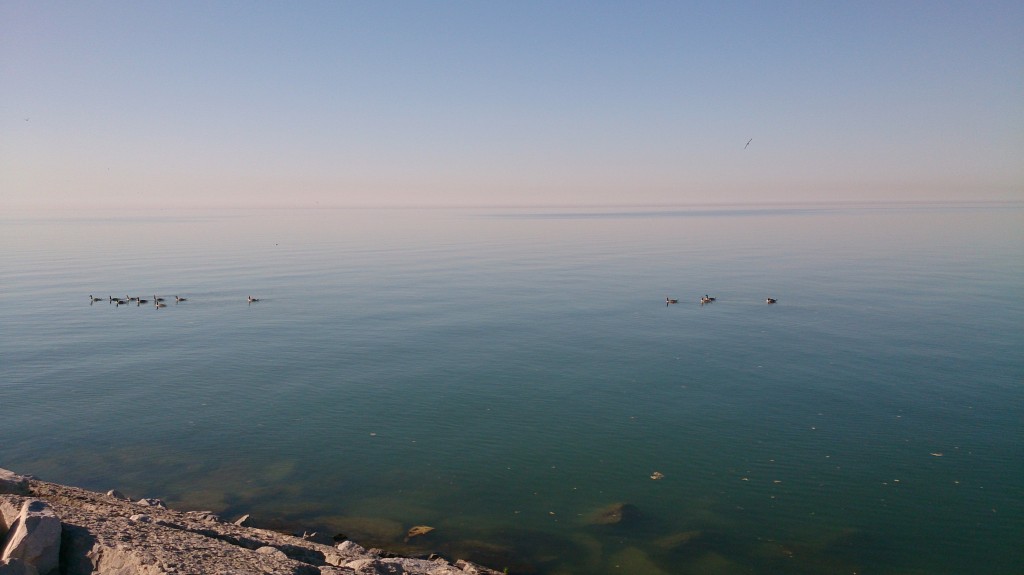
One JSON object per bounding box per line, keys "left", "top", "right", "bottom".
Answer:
{"left": 0, "top": 472, "right": 28, "bottom": 497}
{"left": 104, "top": 490, "right": 127, "bottom": 501}
{"left": 453, "top": 559, "right": 504, "bottom": 574}
{"left": 319, "top": 567, "right": 358, "bottom": 575}
{"left": 0, "top": 499, "right": 60, "bottom": 575}
{"left": 0, "top": 557, "right": 37, "bottom": 575}
{"left": 336, "top": 540, "right": 372, "bottom": 559}
{"left": 0, "top": 471, "right": 507, "bottom": 575}
{"left": 184, "top": 510, "right": 221, "bottom": 523}
{"left": 345, "top": 557, "right": 405, "bottom": 574}
{"left": 0, "top": 497, "right": 22, "bottom": 532}
{"left": 257, "top": 546, "right": 289, "bottom": 560}
{"left": 234, "top": 513, "right": 252, "bottom": 526}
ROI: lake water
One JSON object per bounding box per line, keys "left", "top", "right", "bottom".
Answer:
{"left": 1, "top": 202, "right": 1022, "bottom": 574}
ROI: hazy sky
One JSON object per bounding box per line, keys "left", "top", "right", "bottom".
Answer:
{"left": 3, "top": 1, "right": 1022, "bottom": 208}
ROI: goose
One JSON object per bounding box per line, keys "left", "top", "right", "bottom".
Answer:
{"left": 247, "top": 296, "right": 260, "bottom": 303}
{"left": 175, "top": 295, "right": 187, "bottom": 302}
{"left": 89, "top": 295, "right": 103, "bottom": 302}
{"left": 153, "top": 295, "right": 165, "bottom": 303}
{"left": 155, "top": 302, "right": 167, "bottom": 308}
{"left": 666, "top": 297, "right": 678, "bottom": 304}
{"left": 766, "top": 298, "right": 777, "bottom": 304}
{"left": 137, "top": 298, "right": 149, "bottom": 304}
{"left": 114, "top": 299, "right": 128, "bottom": 306}
{"left": 700, "top": 295, "right": 716, "bottom": 304}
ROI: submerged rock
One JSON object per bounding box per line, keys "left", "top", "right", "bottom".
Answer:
{"left": 586, "top": 502, "right": 640, "bottom": 526}
{"left": 442, "top": 539, "right": 520, "bottom": 572}
{"left": 234, "top": 513, "right": 252, "bottom": 527}
{"left": 321, "top": 516, "right": 405, "bottom": 546}
{"left": 406, "top": 525, "right": 435, "bottom": 541}
{"left": 607, "top": 546, "right": 670, "bottom": 575}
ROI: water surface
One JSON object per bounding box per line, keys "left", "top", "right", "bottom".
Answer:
{"left": 2, "top": 203, "right": 1022, "bottom": 574}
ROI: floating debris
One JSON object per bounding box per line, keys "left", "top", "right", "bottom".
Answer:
{"left": 930, "top": 452, "right": 944, "bottom": 457}
{"left": 650, "top": 471, "right": 665, "bottom": 480}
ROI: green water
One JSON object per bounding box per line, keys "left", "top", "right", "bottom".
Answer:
{"left": 2, "top": 203, "right": 1021, "bottom": 573}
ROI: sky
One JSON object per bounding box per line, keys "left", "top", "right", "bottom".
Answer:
{"left": 2, "top": 1, "right": 1022, "bottom": 209}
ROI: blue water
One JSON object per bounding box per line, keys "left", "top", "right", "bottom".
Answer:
{"left": 2, "top": 203, "right": 1022, "bottom": 574}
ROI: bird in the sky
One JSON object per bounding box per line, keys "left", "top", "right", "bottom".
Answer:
{"left": 744, "top": 138, "right": 752, "bottom": 149}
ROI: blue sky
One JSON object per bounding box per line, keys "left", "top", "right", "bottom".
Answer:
{"left": 2, "top": 1, "right": 1022, "bottom": 208}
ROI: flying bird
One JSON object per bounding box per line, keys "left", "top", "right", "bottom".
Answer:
{"left": 744, "top": 138, "right": 752, "bottom": 149}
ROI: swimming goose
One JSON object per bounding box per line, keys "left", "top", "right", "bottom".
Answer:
{"left": 700, "top": 295, "right": 716, "bottom": 304}
{"left": 89, "top": 295, "right": 103, "bottom": 302}
{"left": 137, "top": 298, "right": 149, "bottom": 304}
{"left": 666, "top": 297, "right": 678, "bottom": 304}
{"left": 153, "top": 295, "right": 165, "bottom": 303}
{"left": 155, "top": 302, "right": 167, "bottom": 308}
{"left": 247, "top": 296, "right": 259, "bottom": 303}
{"left": 175, "top": 295, "right": 187, "bottom": 302}
{"left": 766, "top": 298, "right": 777, "bottom": 304}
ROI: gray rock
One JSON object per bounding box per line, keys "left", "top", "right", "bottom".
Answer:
{"left": 454, "top": 559, "right": 499, "bottom": 574}
{"left": 0, "top": 497, "right": 23, "bottom": 533}
{"left": 0, "top": 472, "right": 28, "bottom": 497}
{"left": 0, "top": 499, "right": 60, "bottom": 575}
{"left": 346, "top": 558, "right": 406, "bottom": 574}
{"left": 336, "top": 540, "right": 371, "bottom": 558}
{"left": 1, "top": 471, "right": 505, "bottom": 575}
{"left": 185, "top": 510, "right": 221, "bottom": 523}
{"left": 135, "top": 498, "right": 165, "bottom": 508}
{"left": 104, "top": 490, "right": 127, "bottom": 501}
{"left": 319, "top": 567, "right": 358, "bottom": 575}
{"left": 257, "top": 546, "right": 289, "bottom": 560}
{"left": 0, "top": 557, "right": 38, "bottom": 575}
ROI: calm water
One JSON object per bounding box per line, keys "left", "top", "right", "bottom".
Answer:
{"left": 2, "top": 203, "right": 1022, "bottom": 574}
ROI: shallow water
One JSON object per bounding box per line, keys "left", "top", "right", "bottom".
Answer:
{"left": 2, "top": 203, "right": 1022, "bottom": 574}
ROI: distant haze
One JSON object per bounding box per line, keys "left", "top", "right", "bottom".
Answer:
{"left": 3, "top": 2, "right": 1022, "bottom": 209}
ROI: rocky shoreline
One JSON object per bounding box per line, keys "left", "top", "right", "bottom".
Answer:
{"left": 0, "top": 468, "right": 503, "bottom": 575}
